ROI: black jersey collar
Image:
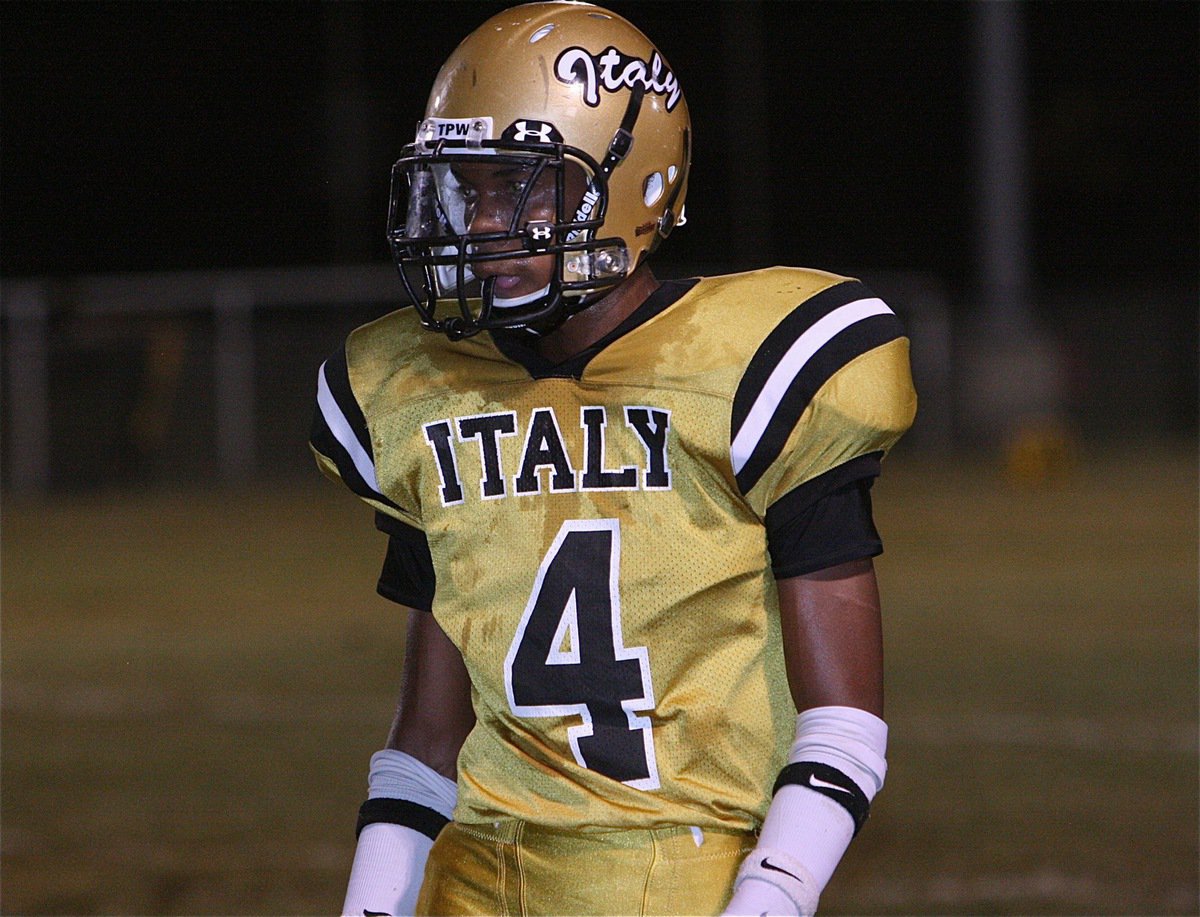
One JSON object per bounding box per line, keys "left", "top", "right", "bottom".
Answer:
{"left": 489, "top": 278, "right": 700, "bottom": 380}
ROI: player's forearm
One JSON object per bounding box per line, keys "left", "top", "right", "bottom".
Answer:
{"left": 386, "top": 722, "right": 468, "bottom": 781}
{"left": 384, "top": 609, "right": 475, "bottom": 781}
{"left": 723, "top": 706, "right": 887, "bottom": 916}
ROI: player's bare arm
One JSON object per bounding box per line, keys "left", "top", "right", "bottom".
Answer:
{"left": 386, "top": 609, "right": 474, "bottom": 779}
{"left": 777, "top": 557, "right": 884, "bottom": 717}
{"left": 723, "top": 559, "right": 889, "bottom": 916}
{"left": 339, "top": 610, "right": 472, "bottom": 917}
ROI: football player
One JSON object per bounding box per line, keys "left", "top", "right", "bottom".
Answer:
{"left": 311, "top": 3, "right": 917, "bottom": 915}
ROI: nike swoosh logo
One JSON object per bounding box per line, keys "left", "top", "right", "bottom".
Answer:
{"left": 761, "top": 857, "right": 803, "bottom": 883}
{"left": 807, "top": 773, "right": 853, "bottom": 795}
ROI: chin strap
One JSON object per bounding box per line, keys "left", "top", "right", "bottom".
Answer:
{"left": 598, "top": 83, "right": 645, "bottom": 179}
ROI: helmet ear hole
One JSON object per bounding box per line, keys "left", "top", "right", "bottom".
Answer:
{"left": 643, "top": 172, "right": 664, "bottom": 207}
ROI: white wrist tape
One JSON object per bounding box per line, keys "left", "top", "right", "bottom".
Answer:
{"left": 723, "top": 707, "right": 888, "bottom": 916}
{"left": 366, "top": 749, "right": 457, "bottom": 815}
{"left": 343, "top": 823, "right": 432, "bottom": 917}
{"left": 342, "top": 751, "right": 457, "bottom": 917}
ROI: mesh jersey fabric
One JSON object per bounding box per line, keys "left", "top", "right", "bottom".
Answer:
{"left": 311, "top": 266, "right": 916, "bottom": 832}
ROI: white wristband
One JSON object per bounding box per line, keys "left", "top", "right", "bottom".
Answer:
{"left": 342, "top": 751, "right": 458, "bottom": 917}
{"left": 723, "top": 846, "right": 820, "bottom": 917}
{"left": 722, "top": 707, "right": 888, "bottom": 916}
{"left": 342, "top": 823, "right": 432, "bottom": 917}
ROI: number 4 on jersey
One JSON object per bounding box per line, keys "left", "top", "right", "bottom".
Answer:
{"left": 504, "top": 519, "right": 660, "bottom": 790}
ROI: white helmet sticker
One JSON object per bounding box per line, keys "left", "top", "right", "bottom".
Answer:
{"left": 418, "top": 117, "right": 495, "bottom": 144}
{"left": 554, "top": 46, "right": 682, "bottom": 111}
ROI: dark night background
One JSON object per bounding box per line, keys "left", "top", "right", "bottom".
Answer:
{"left": 3, "top": 1, "right": 1196, "bottom": 294}
{"left": 1, "top": 0, "right": 1197, "bottom": 489}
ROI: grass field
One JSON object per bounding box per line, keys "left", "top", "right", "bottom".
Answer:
{"left": 2, "top": 443, "right": 1197, "bottom": 915}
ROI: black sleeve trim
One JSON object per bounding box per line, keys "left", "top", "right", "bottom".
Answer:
{"left": 765, "top": 452, "right": 882, "bottom": 527}
{"left": 355, "top": 797, "right": 449, "bottom": 841}
{"left": 765, "top": 454, "right": 884, "bottom": 579}
{"left": 774, "top": 761, "right": 871, "bottom": 836}
{"left": 375, "top": 512, "right": 436, "bottom": 612}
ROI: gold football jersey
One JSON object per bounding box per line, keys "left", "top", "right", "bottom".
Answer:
{"left": 312, "top": 267, "right": 916, "bottom": 833}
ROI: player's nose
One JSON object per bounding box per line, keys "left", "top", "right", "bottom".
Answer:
{"left": 467, "top": 194, "right": 517, "bottom": 236}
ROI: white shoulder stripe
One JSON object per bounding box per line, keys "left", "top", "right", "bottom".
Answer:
{"left": 316, "top": 361, "right": 383, "bottom": 496}
{"left": 731, "top": 298, "right": 894, "bottom": 476}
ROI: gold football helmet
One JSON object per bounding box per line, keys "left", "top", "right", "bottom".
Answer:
{"left": 387, "top": 1, "right": 691, "bottom": 338}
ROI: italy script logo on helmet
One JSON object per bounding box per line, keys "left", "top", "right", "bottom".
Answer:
{"left": 554, "top": 45, "right": 682, "bottom": 111}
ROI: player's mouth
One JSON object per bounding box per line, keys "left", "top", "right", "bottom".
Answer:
{"left": 490, "top": 272, "right": 525, "bottom": 293}
{"left": 472, "top": 253, "right": 546, "bottom": 297}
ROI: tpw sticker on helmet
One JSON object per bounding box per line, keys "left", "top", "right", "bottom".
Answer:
{"left": 554, "top": 45, "right": 682, "bottom": 111}
{"left": 418, "top": 117, "right": 495, "bottom": 142}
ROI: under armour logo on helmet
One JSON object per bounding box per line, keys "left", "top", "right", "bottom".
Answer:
{"left": 503, "top": 119, "right": 563, "bottom": 143}
{"left": 526, "top": 221, "right": 554, "bottom": 243}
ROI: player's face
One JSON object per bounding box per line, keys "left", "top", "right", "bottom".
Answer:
{"left": 452, "top": 160, "right": 586, "bottom": 300}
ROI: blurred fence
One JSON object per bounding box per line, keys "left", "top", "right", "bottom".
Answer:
{"left": 2, "top": 263, "right": 1192, "bottom": 497}
{"left": 3, "top": 266, "right": 401, "bottom": 495}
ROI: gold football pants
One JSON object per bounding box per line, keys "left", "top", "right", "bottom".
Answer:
{"left": 416, "top": 820, "right": 755, "bottom": 916}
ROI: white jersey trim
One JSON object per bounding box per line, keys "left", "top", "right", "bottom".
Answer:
{"left": 317, "top": 360, "right": 383, "bottom": 496}
{"left": 730, "top": 298, "right": 894, "bottom": 476}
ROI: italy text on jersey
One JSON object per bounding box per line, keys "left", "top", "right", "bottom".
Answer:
{"left": 423, "top": 405, "right": 671, "bottom": 506}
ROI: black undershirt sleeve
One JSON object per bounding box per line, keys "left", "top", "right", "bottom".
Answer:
{"left": 765, "top": 452, "right": 885, "bottom": 579}
{"left": 374, "top": 512, "right": 436, "bottom": 612}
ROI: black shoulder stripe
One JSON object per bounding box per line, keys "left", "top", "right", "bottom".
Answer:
{"left": 731, "top": 280, "right": 875, "bottom": 436}
{"left": 310, "top": 349, "right": 403, "bottom": 513}
{"left": 321, "top": 346, "right": 372, "bottom": 456}
{"left": 733, "top": 313, "right": 902, "bottom": 495}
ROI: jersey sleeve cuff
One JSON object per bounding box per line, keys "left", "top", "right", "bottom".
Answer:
{"left": 771, "top": 540, "right": 882, "bottom": 580}
{"left": 375, "top": 512, "right": 436, "bottom": 611}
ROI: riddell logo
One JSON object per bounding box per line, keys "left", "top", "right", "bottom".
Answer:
{"left": 566, "top": 187, "right": 602, "bottom": 243}
{"left": 555, "top": 45, "right": 682, "bottom": 111}
{"left": 573, "top": 187, "right": 601, "bottom": 223}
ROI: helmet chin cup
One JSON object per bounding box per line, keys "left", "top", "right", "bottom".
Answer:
{"left": 490, "top": 282, "right": 554, "bottom": 312}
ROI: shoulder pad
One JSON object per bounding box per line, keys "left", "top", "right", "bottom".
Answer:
{"left": 731, "top": 278, "right": 915, "bottom": 504}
